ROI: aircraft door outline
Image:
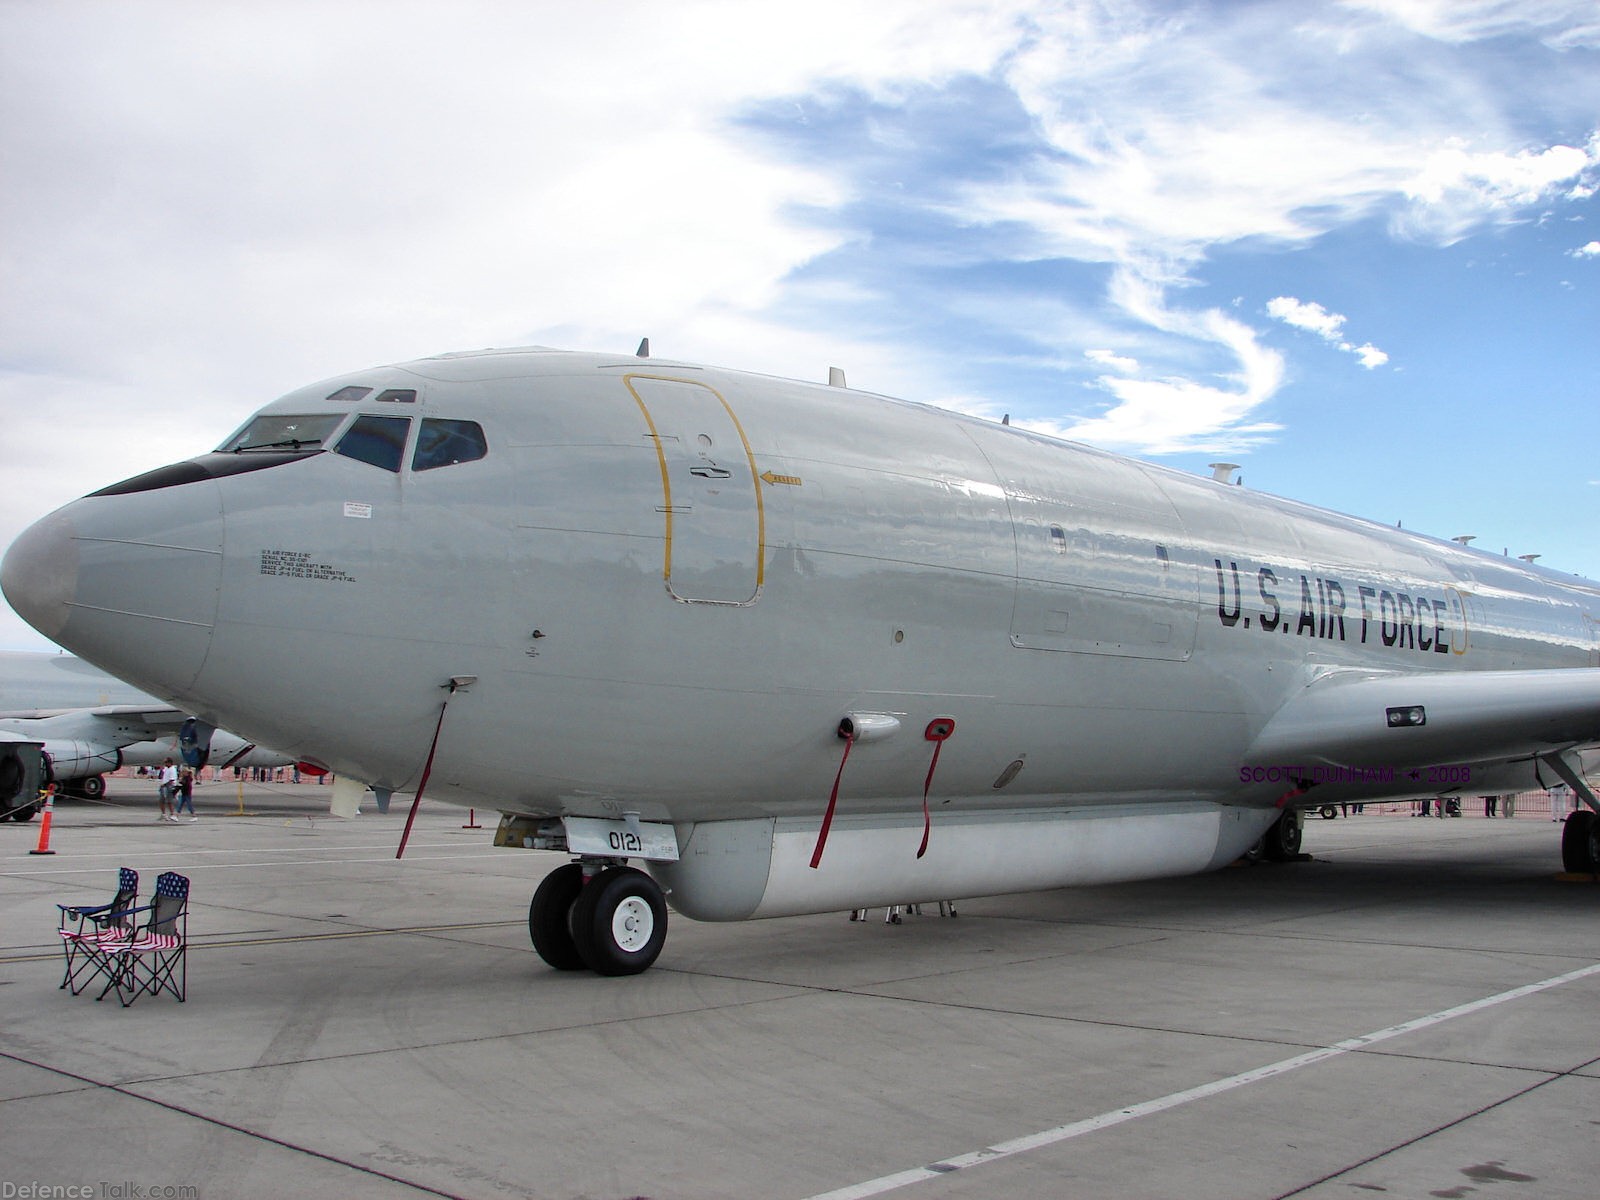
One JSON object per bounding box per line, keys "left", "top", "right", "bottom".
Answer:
{"left": 625, "top": 375, "right": 766, "bottom": 606}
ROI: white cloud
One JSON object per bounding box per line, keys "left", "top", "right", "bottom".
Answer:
{"left": 1050, "top": 281, "right": 1286, "bottom": 454}
{"left": 929, "top": 3, "right": 1592, "bottom": 447}
{"left": 1398, "top": 138, "right": 1600, "bottom": 242}
{"left": 1339, "top": 0, "right": 1600, "bottom": 49}
{"left": 1573, "top": 241, "right": 1600, "bottom": 258}
{"left": 1266, "top": 297, "right": 1390, "bottom": 369}
{"left": 1267, "top": 298, "right": 1347, "bottom": 341}
{"left": 1085, "top": 348, "right": 1141, "bottom": 374}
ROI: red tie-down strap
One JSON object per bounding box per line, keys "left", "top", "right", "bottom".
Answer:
{"left": 809, "top": 722, "right": 856, "bottom": 869}
{"left": 1274, "top": 778, "right": 1314, "bottom": 809}
{"left": 918, "top": 718, "right": 956, "bottom": 858}
{"left": 396, "top": 690, "right": 456, "bottom": 860}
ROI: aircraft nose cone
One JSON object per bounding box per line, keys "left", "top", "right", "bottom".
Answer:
{"left": 2, "top": 482, "right": 224, "bottom": 695}
{"left": 1, "top": 510, "right": 78, "bottom": 642}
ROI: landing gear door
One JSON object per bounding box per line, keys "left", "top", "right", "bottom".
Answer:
{"left": 625, "top": 375, "right": 765, "bottom": 606}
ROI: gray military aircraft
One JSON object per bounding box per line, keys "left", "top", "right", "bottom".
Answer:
{"left": 0, "top": 650, "right": 183, "bottom": 812}
{"left": 0, "top": 649, "right": 291, "bottom": 814}
{"left": 4, "top": 346, "right": 1599, "bottom": 974}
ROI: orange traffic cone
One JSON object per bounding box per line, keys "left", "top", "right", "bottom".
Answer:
{"left": 29, "top": 786, "right": 57, "bottom": 855}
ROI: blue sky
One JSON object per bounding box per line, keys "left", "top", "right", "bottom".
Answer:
{"left": 2, "top": 0, "right": 1597, "bottom": 652}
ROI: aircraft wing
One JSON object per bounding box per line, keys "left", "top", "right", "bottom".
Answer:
{"left": 17, "top": 704, "right": 188, "bottom": 746}
{"left": 1244, "top": 667, "right": 1600, "bottom": 773}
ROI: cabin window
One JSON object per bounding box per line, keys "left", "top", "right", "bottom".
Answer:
{"left": 218, "top": 414, "right": 343, "bottom": 453}
{"left": 334, "top": 415, "right": 411, "bottom": 473}
{"left": 1050, "top": 525, "right": 1067, "bottom": 554}
{"left": 413, "top": 419, "right": 488, "bottom": 472}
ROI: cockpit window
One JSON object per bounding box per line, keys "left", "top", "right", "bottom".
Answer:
{"left": 326, "top": 385, "right": 373, "bottom": 403}
{"left": 218, "top": 414, "right": 344, "bottom": 453}
{"left": 376, "top": 388, "right": 418, "bottom": 404}
{"left": 413, "top": 419, "right": 488, "bottom": 472}
{"left": 334, "top": 415, "right": 411, "bottom": 473}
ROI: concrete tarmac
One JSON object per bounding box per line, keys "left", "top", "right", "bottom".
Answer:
{"left": 2, "top": 779, "right": 1597, "bottom": 1200}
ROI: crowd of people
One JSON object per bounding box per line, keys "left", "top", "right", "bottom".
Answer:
{"left": 135, "top": 759, "right": 325, "bottom": 823}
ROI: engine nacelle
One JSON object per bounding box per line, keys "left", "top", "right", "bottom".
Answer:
{"left": 41, "top": 740, "right": 123, "bottom": 783}
{"left": 649, "top": 802, "right": 1280, "bottom": 921}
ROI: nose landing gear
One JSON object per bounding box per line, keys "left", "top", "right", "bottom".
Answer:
{"left": 528, "top": 861, "right": 668, "bottom": 976}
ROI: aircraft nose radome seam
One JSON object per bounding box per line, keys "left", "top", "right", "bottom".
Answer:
{"left": 1, "top": 510, "right": 79, "bottom": 641}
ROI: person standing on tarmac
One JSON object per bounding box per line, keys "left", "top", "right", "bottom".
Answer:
{"left": 157, "top": 757, "right": 178, "bottom": 822}
{"left": 174, "top": 765, "right": 197, "bottom": 821}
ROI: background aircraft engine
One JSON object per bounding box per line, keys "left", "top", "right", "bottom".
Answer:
{"left": 41, "top": 741, "right": 123, "bottom": 788}
{"left": 649, "top": 804, "right": 1280, "bottom": 921}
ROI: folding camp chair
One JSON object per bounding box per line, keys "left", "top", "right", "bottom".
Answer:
{"left": 100, "top": 871, "right": 189, "bottom": 1006}
{"left": 57, "top": 867, "right": 138, "bottom": 996}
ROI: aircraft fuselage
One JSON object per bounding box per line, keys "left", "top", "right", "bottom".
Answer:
{"left": 5, "top": 348, "right": 1598, "bottom": 951}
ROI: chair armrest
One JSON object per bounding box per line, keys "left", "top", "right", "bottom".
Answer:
{"left": 58, "top": 902, "right": 113, "bottom": 919}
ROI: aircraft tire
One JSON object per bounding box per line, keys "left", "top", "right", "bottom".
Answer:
{"left": 529, "top": 863, "right": 588, "bottom": 971}
{"left": 568, "top": 866, "right": 667, "bottom": 977}
{"left": 1561, "top": 810, "right": 1599, "bottom": 874}
{"left": 78, "top": 775, "right": 106, "bottom": 800}
{"left": 1262, "top": 810, "right": 1303, "bottom": 861}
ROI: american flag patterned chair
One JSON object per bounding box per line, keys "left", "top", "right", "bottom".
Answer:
{"left": 99, "top": 871, "right": 189, "bottom": 1006}
{"left": 57, "top": 866, "right": 138, "bottom": 996}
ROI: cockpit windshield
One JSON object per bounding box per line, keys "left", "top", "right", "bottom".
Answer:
{"left": 218, "top": 414, "right": 344, "bottom": 453}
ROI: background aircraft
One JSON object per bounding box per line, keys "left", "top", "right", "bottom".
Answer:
{"left": 3, "top": 346, "right": 1597, "bottom": 972}
{"left": 0, "top": 649, "right": 290, "bottom": 817}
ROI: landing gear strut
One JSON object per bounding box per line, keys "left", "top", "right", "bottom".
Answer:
{"left": 528, "top": 860, "right": 668, "bottom": 976}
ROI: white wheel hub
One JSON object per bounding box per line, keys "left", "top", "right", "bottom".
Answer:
{"left": 611, "top": 895, "right": 655, "bottom": 952}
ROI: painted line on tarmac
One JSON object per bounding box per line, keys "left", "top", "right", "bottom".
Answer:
{"left": 0, "top": 918, "right": 524, "bottom": 964}
{"left": 19, "top": 839, "right": 492, "bottom": 855}
{"left": 1, "top": 849, "right": 495, "bottom": 876}
{"left": 3, "top": 836, "right": 493, "bottom": 863}
{"left": 804, "top": 960, "right": 1600, "bottom": 1200}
